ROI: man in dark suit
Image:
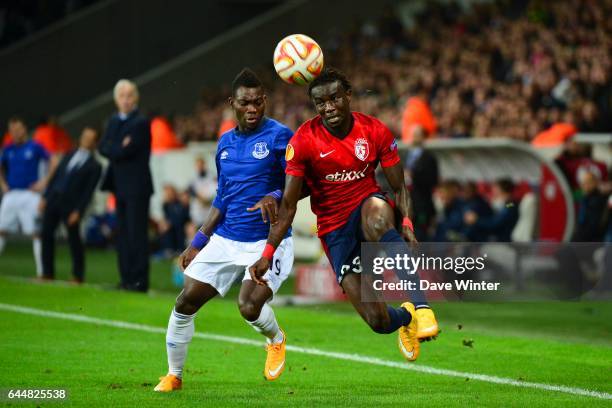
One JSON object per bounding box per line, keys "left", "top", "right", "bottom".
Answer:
{"left": 40, "top": 126, "right": 102, "bottom": 282}
{"left": 99, "top": 79, "right": 153, "bottom": 292}
{"left": 404, "top": 125, "right": 439, "bottom": 241}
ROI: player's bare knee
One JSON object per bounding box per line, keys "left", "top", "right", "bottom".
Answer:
{"left": 364, "top": 214, "right": 394, "bottom": 242}
{"left": 174, "top": 291, "right": 199, "bottom": 315}
{"left": 238, "top": 299, "right": 261, "bottom": 321}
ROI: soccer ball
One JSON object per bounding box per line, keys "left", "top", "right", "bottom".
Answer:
{"left": 273, "top": 34, "right": 324, "bottom": 85}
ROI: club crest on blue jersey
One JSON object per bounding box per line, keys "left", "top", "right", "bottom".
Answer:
{"left": 252, "top": 142, "right": 270, "bottom": 159}
{"left": 220, "top": 150, "right": 229, "bottom": 160}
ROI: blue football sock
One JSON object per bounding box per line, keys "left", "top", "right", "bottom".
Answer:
{"left": 380, "top": 229, "right": 429, "bottom": 308}
{"left": 383, "top": 306, "right": 412, "bottom": 333}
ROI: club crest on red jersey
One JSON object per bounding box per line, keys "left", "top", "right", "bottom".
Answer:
{"left": 354, "top": 138, "right": 369, "bottom": 161}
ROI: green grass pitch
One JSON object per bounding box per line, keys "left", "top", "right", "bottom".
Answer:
{"left": 0, "top": 243, "right": 611, "bottom": 407}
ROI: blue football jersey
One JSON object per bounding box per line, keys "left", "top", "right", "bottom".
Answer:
{"left": 0, "top": 141, "right": 49, "bottom": 189}
{"left": 212, "top": 117, "right": 292, "bottom": 242}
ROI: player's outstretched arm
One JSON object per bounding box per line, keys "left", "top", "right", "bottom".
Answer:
{"left": 382, "top": 163, "right": 418, "bottom": 244}
{"left": 178, "top": 206, "right": 224, "bottom": 270}
{"left": 249, "top": 175, "right": 303, "bottom": 285}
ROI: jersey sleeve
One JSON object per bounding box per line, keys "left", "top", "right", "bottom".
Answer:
{"left": 35, "top": 142, "right": 50, "bottom": 161}
{"left": 377, "top": 122, "right": 400, "bottom": 168}
{"left": 284, "top": 130, "right": 308, "bottom": 177}
{"left": 0, "top": 148, "right": 7, "bottom": 169}
{"left": 274, "top": 127, "right": 293, "bottom": 170}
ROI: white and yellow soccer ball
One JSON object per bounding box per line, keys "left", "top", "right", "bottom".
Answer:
{"left": 273, "top": 34, "right": 324, "bottom": 85}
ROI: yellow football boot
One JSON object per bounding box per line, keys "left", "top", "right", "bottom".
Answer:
{"left": 415, "top": 307, "right": 440, "bottom": 341}
{"left": 154, "top": 374, "right": 182, "bottom": 392}
{"left": 398, "top": 302, "right": 420, "bottom": 362}
{"left": 264, "top": 329, "right": 286, "bottom": 381}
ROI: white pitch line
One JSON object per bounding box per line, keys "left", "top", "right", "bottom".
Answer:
{"left": 0, "top": 302, "right": 610, "bottom": 401}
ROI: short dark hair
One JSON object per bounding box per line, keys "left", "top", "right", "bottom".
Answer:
{"left": 496, "top": 178, "right": 515, "bottom": 194}
{"left": 231, "top": 68, "right": 263, "bottom": 96}
{"left": 8, "top": 116, "right": 26, "bottom": 126}
{"left": 83, "top": 125, "right": 100, "bottom": 140}
{"left": 308, "top": 67, "right": 352, "bottom": 97}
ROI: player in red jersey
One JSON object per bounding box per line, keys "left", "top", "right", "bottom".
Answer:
{"left": 250, "top": 68, "right": 439, "bottom": 362}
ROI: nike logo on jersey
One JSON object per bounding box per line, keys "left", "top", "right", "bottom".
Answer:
{"left": 319, "top": 150, "right": 335, "bottom": 158}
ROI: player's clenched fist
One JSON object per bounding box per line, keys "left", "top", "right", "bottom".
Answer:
{"left": 178, "top": 246, "right": 200, "bottom": 270}
{"left": 249, "top": 257, "right": 270, "bottom": 286}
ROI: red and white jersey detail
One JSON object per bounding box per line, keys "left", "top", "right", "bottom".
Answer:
{"left": 285, "top": 112, "right": 400, "bottom": 236}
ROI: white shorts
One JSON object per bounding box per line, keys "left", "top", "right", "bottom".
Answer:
{"left": 0, "top": 190, "right": 41, "bottom": 235}
{"left": 184, "top": 234, "right": 294, "bottom": 297}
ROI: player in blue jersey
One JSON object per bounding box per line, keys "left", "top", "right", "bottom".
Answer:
{"left": 0, "top": 116, "right": 50, "bottom": 276}
{"left": 155, "top": 69, "right": 294, "bottom": 392}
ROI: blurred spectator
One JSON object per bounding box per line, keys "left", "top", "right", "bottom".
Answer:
{"left": 511, "top": 190, "right": 538, "bottom": 242}
{"left": 434, "top": 180, "right": 466, "bottom": 242}
{"left": 464, "top": 178, "right": 519, "bottom": 242}
{"left": 150, "top": 115, "right": 184, "bottom": 153}
{"left": 404, "top": 125, "right": 438, "bottom": 241}
{"left": 555, "top": 139, "right": 608, "bottom": 194}
{"left": 32, "top": 116, "right": 73, "bottom": 155}
{"left": 99, "top": 79, "right": 153, "bottom": 292}
{"left": 217, "top": 107, "right": 237, "bottom": 137}
{"left": 555, "top": 139, "right": 585, "bottom": 192}
{"left": 401, "top": 87, "right": 437, "bottom": 143}
{"left": 579, "top": 101, "right": 606, "bottom": 133}
{"left": 574, "top": 144, "right": 608, "bottom": 185}
{"left": 84, "top": 194, "right": 117, "bottom": 247}
{"left": 462, "top": 182, "right": 493, "bottom": 241}
{"left": 188, "top": 156, "right": 216, "bottom": 226}
{"left": 531, "top": 123, "right": 577, "bottom": 148}
{"left": 156, "top": 184, "right": 190, "bottom": 257}
{"left": 39, "top": 126, "right": 102, "bottom": 283}
{"left": 572, "top": 170, "right": 608, "bottom": 242}
{"left": 1, "top": 130, "right": 12, "bottom": 147}
{"left": 0, "top": 116, "right": 49, "bottom": 276}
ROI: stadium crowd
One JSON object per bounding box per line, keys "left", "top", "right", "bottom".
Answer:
{"left": 0, "top": 0, "right": 610, "bottom": 286}
{"left": 168, "top": 0, "right": 611, "bottom": 144}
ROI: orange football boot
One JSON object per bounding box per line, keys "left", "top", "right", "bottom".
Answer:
{"left": 398, "top": 302, "right": 420, "bottom": 362}
{"left": 264, "top": 329, "right": 286, "bottom": 380}
{"left": 154, "top": 374, "right": 182, "bottom": 392}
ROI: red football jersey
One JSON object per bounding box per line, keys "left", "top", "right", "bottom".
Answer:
{"left": 286, "top": 112, "right": 400, "bottom": 236}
